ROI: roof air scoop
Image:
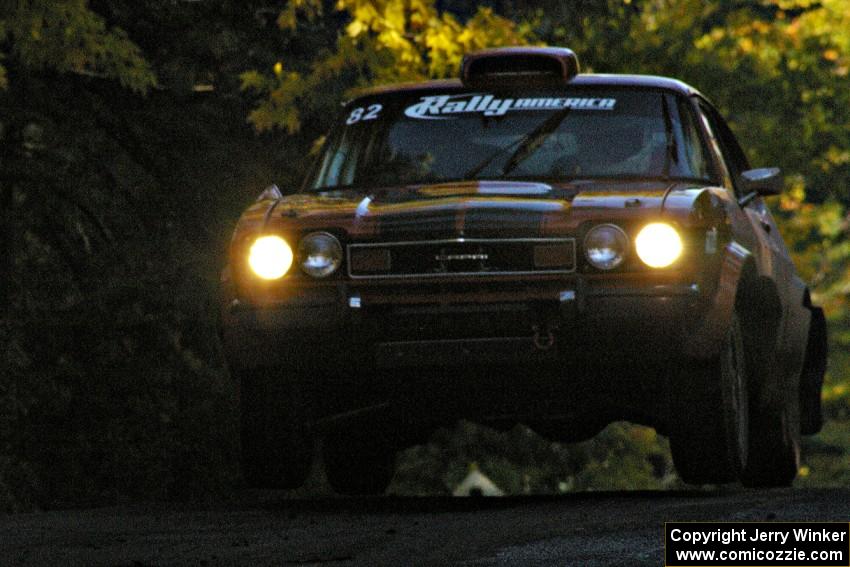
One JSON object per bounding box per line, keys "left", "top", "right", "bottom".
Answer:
{"left": 461, "top": 47, "right": 580, "bottom": 88}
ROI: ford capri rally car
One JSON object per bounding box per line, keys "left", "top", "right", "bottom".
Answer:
{"left": 220, "top": 47, "right": 827, "bottom": 494}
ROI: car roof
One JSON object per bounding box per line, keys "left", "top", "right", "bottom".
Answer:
{"left": 349, "top": 74, "right": 704, "bottom": 101}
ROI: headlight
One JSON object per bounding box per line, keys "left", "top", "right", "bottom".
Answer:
{"left": 635, "top": 222, "right": 683, "bottom": 268}
{"left": 298, "top": 232, "right": 343, "bottom": 278}
{"left": 584, "top": 224, "right": 628, "bottom": 270}
{"left": 248, "top": 235, "right": 293, "bottom": 280}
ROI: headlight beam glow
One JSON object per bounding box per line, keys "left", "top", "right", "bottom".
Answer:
{"left": 635, "top": 222, "right": 683, "bottom": 268}
{"left": 248, "top": 235, "right": 293, "bottom": 280}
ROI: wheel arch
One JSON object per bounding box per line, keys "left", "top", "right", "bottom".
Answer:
{"left": 734, "top": 259, "right": 782, "bottom": 324}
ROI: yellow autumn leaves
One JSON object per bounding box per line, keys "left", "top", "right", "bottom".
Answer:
{"left": 243, "top": 0, "right": 529, "bottom": 132}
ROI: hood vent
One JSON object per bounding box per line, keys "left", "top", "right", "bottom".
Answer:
{"left": 461, "top": 47, "right": 580, "bottom": 87}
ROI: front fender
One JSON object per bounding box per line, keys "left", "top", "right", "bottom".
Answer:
{"left": 683, "top": 241, "right": 750, "bottom": 360}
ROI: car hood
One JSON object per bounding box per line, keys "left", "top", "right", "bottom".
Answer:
{"left": 266, "top": 180, "right": 719, "bottom": 240}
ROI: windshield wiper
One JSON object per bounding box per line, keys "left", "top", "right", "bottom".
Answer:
{"left": 661, "top": 94, "right": 679, "bottom": 180}
{"left": 500, "top": 107, "right": 573, "bottom": 176}
{"left": 462, "top": 107, "right": 572, "bottom": 180}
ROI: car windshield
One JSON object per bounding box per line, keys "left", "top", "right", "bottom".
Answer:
{"left": 309, "top": 87, "right": 712, "bottom": 191}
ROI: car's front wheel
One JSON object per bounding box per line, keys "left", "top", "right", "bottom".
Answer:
{"left": 741, "top": 385, "right": 800, "bottom": 488}
{"left": 238, "top": 366, "right": 314, "bottom": 489}
{"left": 670, "top": 313, "right": 750, "bottom": 485}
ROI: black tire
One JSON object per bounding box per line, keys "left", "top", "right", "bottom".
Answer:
{"left": 239, "top": 366, "right": 314, "bottom": 489}
{"left": 800, "top": 307, "right": 827, "bottom": 435}
{"left": 670, "top": 313, "right": 750, "bottom": 485}
{"left": 741, "top": 386, "right": 800, "bottom": 488}
{"left": 323, "top": 430, "right": 397, "bottom": 496}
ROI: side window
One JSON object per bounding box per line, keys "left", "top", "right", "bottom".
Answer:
{"left": 708, "top": 106, "right": 750, "bottom": 176}
{"left": 697, "top": 100, "right": 750, "bottom": 196}
{"left": 675, "top": 98, "right": 711, "bottom": 180}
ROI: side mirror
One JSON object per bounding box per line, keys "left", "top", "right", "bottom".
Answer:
{"left": 741, "top": 168, "right": 782, "bottom": 196}
{"left": 738, "top": 168, "right": 782, "bottom": 206}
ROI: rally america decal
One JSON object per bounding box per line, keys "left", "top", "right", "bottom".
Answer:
{"left": 404, "top": 94, "right": 616, "bottom": 120}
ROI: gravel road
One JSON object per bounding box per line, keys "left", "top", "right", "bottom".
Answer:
{"left": 2, "top": 488, "right": 848, "bottom": 566}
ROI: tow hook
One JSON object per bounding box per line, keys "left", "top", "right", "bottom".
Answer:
{"left": 532, "top": 325, "right": 556, "bottom": 350}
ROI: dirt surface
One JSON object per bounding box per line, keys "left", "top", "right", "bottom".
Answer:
{"left": 2, "top": 488, "right": 848, "bottom": 566}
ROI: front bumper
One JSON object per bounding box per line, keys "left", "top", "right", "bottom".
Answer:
{"left": 221, "top": 278, "right": 704, "bottom": 370}
{"left": 221, "top": 277, "right": 711, "bottom": 431}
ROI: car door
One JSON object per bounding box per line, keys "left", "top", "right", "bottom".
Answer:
{"left": 694, "top": 97, "right": 819, "bottom": 394}
{"left": 694, "top": 99, "right": 793, "bottom": 290}
{"left": 696, "top": 98, "right": 816, "bottom": 418}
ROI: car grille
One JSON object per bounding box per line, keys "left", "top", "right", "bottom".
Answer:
{"left": 347, "top": 238, "right": 575, "bottom": 279}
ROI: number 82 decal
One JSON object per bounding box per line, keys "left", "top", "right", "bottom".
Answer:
{"left": 346, "top": 104, "right": 383, "bottom": 125}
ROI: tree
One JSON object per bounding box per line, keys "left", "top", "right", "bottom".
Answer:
{"left": 0, "top": 0, "right": 272, "bottom": 509}
{"left": 241, "top": 0, "right": 531, "bottom": 133}
{"left": 0, "top": 0, "right": 155, "bottom": 92}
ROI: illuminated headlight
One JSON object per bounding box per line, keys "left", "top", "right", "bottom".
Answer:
{"left": 248, "top": 235, "right": 293, "bottom": 280}
{"left": 584, "top": 224, "right": 628, "bottom": 270}
{"left": 635, "top": 222, "right": 683, "bottom": 268}
{"left": 298, "top": 232, "right": 343, "bottom": 278}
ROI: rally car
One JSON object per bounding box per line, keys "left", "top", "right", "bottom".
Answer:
{"left": 220, "top": 47, "right": 827, "bottom": 494}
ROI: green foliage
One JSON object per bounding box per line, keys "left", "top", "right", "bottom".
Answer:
{"left": 799, "top": 419, "right": 850, "bottom": 486}
{"left": 775, "top": 188, "right": 850, "bottom": 415}
{"left": 0, "top": 2, "right": 290, "bottom": 510}
{"left": 0, "top": 0, "right": 156, "bottom": 92}
{"left": 0, "top": 76, "right": 260, "bottom": 509}
{"left": 390, "top": 421, "right": 675, "bottom": 495}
